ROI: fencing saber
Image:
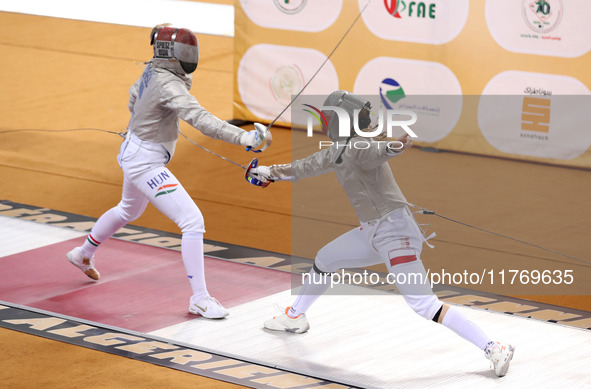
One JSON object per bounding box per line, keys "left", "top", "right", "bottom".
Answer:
{"left": 179, "top": 0, "right": 373, "bottom": 166}
{"left": 265, "top": 0, "right": 373, "bottom": 131}
{"left": 2, "top": 126, "right": 586, "bottom": 261}
{"left": 178, "top": 129, "right": 248, "bottom": 169}
{"left": 0, "top": 2, "right": 375, "bottom": 169}
{"left": 2, "top": 2, "right": 374, "bottom": 174}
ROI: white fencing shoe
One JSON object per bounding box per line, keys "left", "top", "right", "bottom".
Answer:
{"left": 264, "top": 307, "right": 310, "bottom": 334}
{"left": 66, "top": 247, "right": 100, "bottom": 280}
{"left": 485, "top": 341, "right": 515, "bottom": 377}
{"left": 189, "top": 296, "right": 229, "bottom": 319}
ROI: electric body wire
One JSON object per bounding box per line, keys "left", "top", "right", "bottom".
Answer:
{"left": 2, "top": 127, "right": 588, "bottom": 266}
{"left": 412, "top": 206, "right": 590, "bottom": 266}
{"left": 3, "top": 0, "right": 587, "bottom": 267}
{"left": 0, "top": 128, "right": 124, "bottom": 137}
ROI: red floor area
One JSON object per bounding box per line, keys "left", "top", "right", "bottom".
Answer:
{"left": 0, "top": 238, "right": 291, "bottom": 333}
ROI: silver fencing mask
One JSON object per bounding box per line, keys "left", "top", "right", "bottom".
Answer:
{"left": 322, "top": 91, "right": 372, "bottom": 141}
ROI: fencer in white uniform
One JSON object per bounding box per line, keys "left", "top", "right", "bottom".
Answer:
{"left": 249, "top": 91, "right": 514, "bottom": 376}
{"left": 67, "top": 25, "right": 266, "bottom": 319}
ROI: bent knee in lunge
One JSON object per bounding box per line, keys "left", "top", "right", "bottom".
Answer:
{"left": 314, "top": 248, "right": 341, "bottom": 274}
{"left": 404, "top": 294, "right": 443, "bottom": 320}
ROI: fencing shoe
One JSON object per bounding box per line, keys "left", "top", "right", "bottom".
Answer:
{"left": 67, "top": 247, "right": 100, "bottom": 280}
{"left": 264, "top": 306, "right": 310, "bottom": 334}
{"left": 485, "top": 341, "right": 515, "bottom": 377}
{"left": 189, "top": 296, "right": 229, "bottom": 319}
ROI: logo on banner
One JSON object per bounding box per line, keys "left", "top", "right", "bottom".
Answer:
{"left": 524, "top": 86, "right": 552, "bottom": 96}
{"left": 379, "top": 78, "right": 406, "bottom": 108}
{"left": 274, "top": 0, "right": 308, "bottom": 14}
{"left": 378, "top": 77, "right": 442, "bottom": 118}
{"left": 270, "top": 65, "right": 304, "bottom": 105}
{"left": 384, "top": 0, "right": 436, "bottom": 19}
{"left": 520, "top": 96, "right": 551, "bottom": 141}
{"left": 522, "top": 0, "right": 563, "bottom": 33}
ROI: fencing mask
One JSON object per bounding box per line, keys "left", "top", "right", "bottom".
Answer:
{"left": 151, "top": 26, "right": 199, "bottom": 74}
{"left": 322, "top": 91, "right": 373, "bottom": 141}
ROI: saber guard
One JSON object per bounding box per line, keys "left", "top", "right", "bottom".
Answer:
{"left": 245, "top": 158, "right": 271, "bottom": 188}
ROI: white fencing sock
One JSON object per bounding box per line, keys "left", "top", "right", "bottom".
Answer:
{"left": 182, "top": 232, "right": 209, "bottom": 301}
{"left": 441, "top": 305, "right": 492, "bottom": 350}
{"left": 289, "top": 268, "right": 331, "bottom": 317}
{"left": 81, "top": 207, "right": 126, "bottom": 257}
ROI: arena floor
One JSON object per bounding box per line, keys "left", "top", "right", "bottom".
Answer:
{"left": 1, "top": 2, "right": 590, "bottom": 388}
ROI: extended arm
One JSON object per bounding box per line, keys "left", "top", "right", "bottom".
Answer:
{"left": 161, "top": 81, "right": 264, "bottom": 148}
{"left": 248, "top": 146, "right": 337, "bottom": 184}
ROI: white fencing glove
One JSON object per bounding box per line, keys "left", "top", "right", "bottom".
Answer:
{"left": 240, "top": 128, "right": 263, "bottom": 148}
{"left": 248, "top": 165, "right": 272, "bottom": 182}
{"left": 240, "top": 123, "right": 272, "bottom": 152}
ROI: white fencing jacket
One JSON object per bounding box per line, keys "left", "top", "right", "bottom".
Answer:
{"left": 269, "top": 137, "right": 408, "bottom": 223}
{"left": 127, "top": 59, "right": 245, "bottom": 158}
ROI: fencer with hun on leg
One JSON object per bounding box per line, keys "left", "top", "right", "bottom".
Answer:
{"left": 247, "top": 90, "right": 515, "bottom": 377}
{"left": 67, "top": 24, "right": 269, "bottom": 319}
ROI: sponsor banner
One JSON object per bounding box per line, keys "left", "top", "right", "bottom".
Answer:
{"left": 486, "top": 0, "right": 591, "bottom": 57}
{"left": 237, "top": 44, "right": 339, "bottom": 125}
{"left": 233, "top": 0, "right": 591, "bottom": 167}
{"left": 360, "top": 0, "right": 469, "bottom": 44}
{"left": 479, "top": 71, "right": 591, "bottom": 160}
{"left": 353, "top": 58, "right": 462, "bottom": 142}
{"left": 240, "top": 0, "right": 342, "bottom": 32}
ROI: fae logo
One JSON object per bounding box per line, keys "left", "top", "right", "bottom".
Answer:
{"left": 274, "top": 0, "right": 308, "bottom": 14}
{"left": 384, "top": 0, "right": 436, "bottom": 19}
{"left": 303, "top": 104, "right": 417, "bottom": 139}
{"left": 384, "top": 0, "right": 403, "bottom": 18}
{"left": 523, "top": 0, "right": 563, "bottom": 33}
{"left": 361, "top": 0, "right": 469, "bottom": 44}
